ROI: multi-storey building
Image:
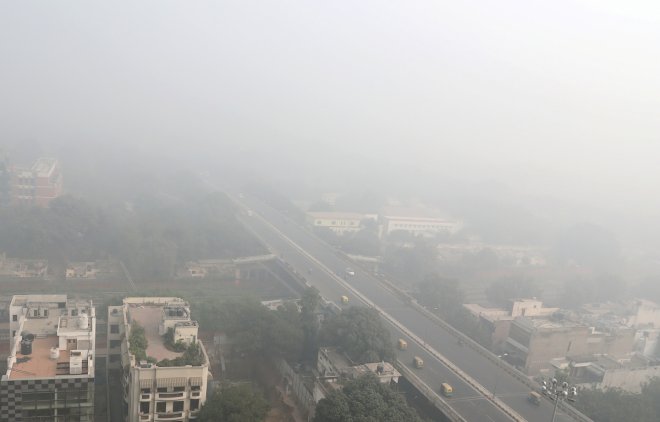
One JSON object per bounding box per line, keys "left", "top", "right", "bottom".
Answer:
{"left": 10, "top": 158, "right": 63, "bottom": 207}
{"left": 1, "top": 295, "right": 96, "bottom": 421}
{"left": 108, "top": 297, "right": 209, "bottom": 422}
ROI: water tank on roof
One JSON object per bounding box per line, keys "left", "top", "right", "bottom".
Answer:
{"left": 50, "top": 347, "right": 60, "bottom": 360}
{"left": 79, "top": 314, "right": 89, "bottom": 329}
{"left": 20, "top": 339, "right": 32, "bottom": 355}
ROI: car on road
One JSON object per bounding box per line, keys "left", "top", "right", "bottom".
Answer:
{"left": 528, "top": 391, "right": 542, "bottom": 405}
{"left": 340, "top": 295, "right": 349, "bottom": 304}
{"left": 345, "top": 267, "right": 356, "bottom": 276}
{"left": 413, "top": 356, "right": 424, "bottom": 368}
{"left": 397, "top": 338, "right": 408, "bottom": 350}
{"left": 441, "top": 383, "right": 453, "bottom": 397}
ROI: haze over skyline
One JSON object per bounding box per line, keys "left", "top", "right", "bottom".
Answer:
{"left": 1, "top": 1, "right": 659, "bottom": 244}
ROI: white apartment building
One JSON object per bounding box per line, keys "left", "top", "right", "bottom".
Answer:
{"left": 108, "top": 297, "right": 209, "bottom": 422}
{"left": 1, "top": 295, "right": 96, "bottom": 421}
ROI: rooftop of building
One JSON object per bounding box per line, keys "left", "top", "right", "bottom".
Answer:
{"left": 10, "top": 294, "right": 67, "bottom": 308}
{"left": 319, "top": 347, "right": 354, "bottom": 370}
{"left": 6, "top": 295, "right": 94, "bottom": 380}
{"left": 348, "top": 362, "right": 400, "bottom": 380}
{"left": 9, "top": 336, "right": 72, "bottom": 380}
{"left": 127, "top": 305, "right": 183, "bottom": 362}
{"left": 514, "top": 316, "right": 585, "bottom": 331}
{"left": 463, "top": 303, "right": 512, "bottom": 321}
{"left": 307, "top": 211, "right": 365, "bottom": 220}
{"left": 31, "top": 158, "right": 59, "bottom": 177}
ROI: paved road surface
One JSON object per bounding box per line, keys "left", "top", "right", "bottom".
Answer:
{"left": 233, "top": 192, "right": 582, "bottom": 422}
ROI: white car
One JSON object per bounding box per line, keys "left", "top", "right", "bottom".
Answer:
{"left": 345, "top": 268, "right": 356, "bottom": 276}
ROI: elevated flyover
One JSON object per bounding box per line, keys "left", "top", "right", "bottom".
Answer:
{"left": 232, "top": 191, "right": 591, "bottom": 422}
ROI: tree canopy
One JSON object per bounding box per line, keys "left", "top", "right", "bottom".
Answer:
{"left": 195, "top": 298, "right": 304, "bottom": 361}
{"left": 574, "top": 379, "right": 660, "bottom": 422}
{"left": 0, "top": 192, "right": 265, "bottom": 280}
{"left": 313, "top": 373, "right": 422, "bottom": 422}
{"left": 485, "top": 276, "right": 542, "bottom": 307}
{"left": 417, "top": 273, "right": 464, "bottom": 315}
{"left": 198, "top": 384, "right": 270, "bottom": 422}
{"left": 320, "top": 307, "right": 394, "bottom": 364}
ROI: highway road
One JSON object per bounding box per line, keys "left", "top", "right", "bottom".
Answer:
{"left": 232, "top": 192, "right": 583, "bottom": 422}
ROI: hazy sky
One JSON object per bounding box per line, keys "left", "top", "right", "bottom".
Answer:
{"left": 1, "top": 1, "right": 659, "bottom": 219}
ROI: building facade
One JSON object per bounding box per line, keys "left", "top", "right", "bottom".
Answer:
{"left": 1, "top": 295, "right": 96, "bottom": 421}
{"left": 306, "top": 212, "right": 366, "bottom": 235}
{"left": 107, "top": 297, "right": 209, "bottom": 422}
{"left": 10, "top": 158, "right": 63, "bottom": 207}
{"left": 382, "top": 215, "right": 462, "bottom": 237}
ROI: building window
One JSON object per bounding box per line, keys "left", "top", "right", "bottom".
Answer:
{"left": 43, "top": 309, "right": 48, "bottom": 317}
{"left": 141, "top": 388, "right": 151, "bottom": 394}
{"left": 109, "top": 355, "right": 120, "bottom": 362}
{"left": 190, "top": 399, "right": 200, "bottom": 410}
{"left": 173, "top": 386, "right": 185, "bottom": 392}
{"left": 12, "top": 315, "right": 17, "bottom": 322}
{"left": 156, "top": 402, "right": 166, "bottom": 413}
{"left": 110, "top": 324, "right": 119, "bottom": 334}
{"left": 140, "top": 402, "right": 150, "bottom": 414}
{"left": 110, "top": 340, "right": 121, "bottom": 348}
{"left": 12, "top": 330, "right": 16, "bottom": 337}
{"left": 191, "top": 385, "right": 201, "bottom": 391}
{"left": 173, "top": 401, "right": 184, "bottom": 412}
{"left": 157, "top": 387, "right": 168, "bottom": 393}
{"left": 33, "top": 309, "right": 39, "bottom": 317}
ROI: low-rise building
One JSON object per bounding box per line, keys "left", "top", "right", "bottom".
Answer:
{"left": 463, "top": 299, "right": 559, "bottom": 348}
{"left": 306, "top": 212, "right": 366, "bottom": 235}
{"left": 316, "top": 347, "right": 400, "bottom": 388}
{"left": 65, "top": 262, "right": 98, "bottom": 279}
{"left": 0, "top": 253, "right": 48, "bottom": 279}
{"left": 107, "top": 297, "right": 210, "bottom": 422}
{"left": 1, "top": 295, "right": 96, "bottom": 421}
{"left": 504, "top": 315, "right": 636, "bottom": 375}
{"left": 568, "top": 354, "right": 660, "bottom": 393}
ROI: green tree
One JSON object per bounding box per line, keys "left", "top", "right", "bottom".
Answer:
{"left": 198, "top": 384, "right": 269, "bottom": 422}
{"left": 301, "top": 287, "right": 321, "bottom": 362}
{"left": 485, "top": 276, "right": 541, "bottom": 307}
{"left": 195, "top": 299, "right": 303, "bottom": 361}
{"left": 383, "top": 239, "right": 437, "bottom": 283}
{"left": 417, "top": 273, "right": 465, "bottom": 315}
{"left": 314, "top": 374, "right": 422, "bottom": 422}
{"left": 320, "top": 307, "right": 394, "bottom": 364}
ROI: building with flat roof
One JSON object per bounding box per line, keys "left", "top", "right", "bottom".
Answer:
{"left": 10, "top": 158, "right": 63, "bottom": 207}
{"left": 381, "top": 206, "right": 462, "bottom": 238}
{"left": 1, "top": 295, "right": 96, "bottom": 421}
{"left": 306, "top": 212, "right": 367, "bottom": 235}
{"left": 107, "top": 297, "right": 209, "bottom": 422}
{"left": 463, "top": 299, "right": 559, "bottom": 348}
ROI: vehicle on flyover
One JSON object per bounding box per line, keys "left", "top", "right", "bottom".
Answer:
{"left": 413, "top": 356, "right": 424, "bottom": 368}
{"left": 398, "top": 338, "right": 408, "bottom": 350}
{"left": 441, "top": 383, "right": 453, "bottom": 397}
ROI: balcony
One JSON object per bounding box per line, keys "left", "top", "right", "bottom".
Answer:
{"left": 156, "top": 391, "right": 185, "bottom": 400}
{"left": 189, "top": 410, "right": 200, "bottom": 419}
{"left": 139, "top": 415, "right": 153, "bottom": 421}
{"left": 155, "top": 412, "right": 184, "bottom": 421}
{"left": 140, "top": 393, "right": 152, "bottom": 401}
{"left": 190, "top": 390, "right": 201, "bottom": 399}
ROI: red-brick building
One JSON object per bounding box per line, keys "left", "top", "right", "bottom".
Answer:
{"left": 10, "top": 158, "right": 62, "bottom": 207}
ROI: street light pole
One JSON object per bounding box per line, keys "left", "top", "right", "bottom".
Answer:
{"left": 541, "top": 378, "right": 577, "bottom": 422}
